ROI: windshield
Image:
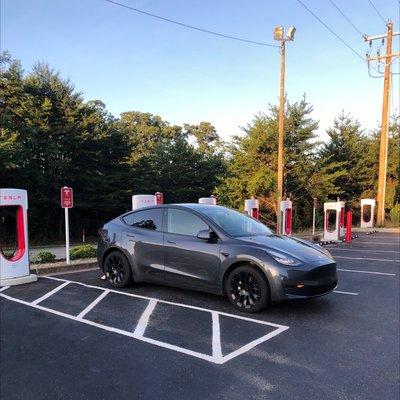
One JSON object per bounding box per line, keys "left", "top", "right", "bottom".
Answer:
{"left": 198, "top": 206, "right": 273, "bottom": 237}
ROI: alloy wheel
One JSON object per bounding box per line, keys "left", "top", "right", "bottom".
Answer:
{"left": 228, "top": 271, "right": 262, "bottom": 309}
{"left": 104, "top": 255, "right": 126, "bottom": 285}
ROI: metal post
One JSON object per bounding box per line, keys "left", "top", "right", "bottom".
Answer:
{"left": 312, "top": 197, "right": 317, "bottom": 235}
{"left": 345, "top": 211, "right": 353, "bottom": 243}
{"left": 65, "top": 207, "right": 70, "bottom": 264}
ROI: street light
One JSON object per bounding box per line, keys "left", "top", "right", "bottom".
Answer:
{"left": 274, "top": 25, "right": 296, "bottom": 234}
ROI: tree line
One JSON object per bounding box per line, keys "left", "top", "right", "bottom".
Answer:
{"left": 1, "top": 52, "right": 399, "bottom": 242}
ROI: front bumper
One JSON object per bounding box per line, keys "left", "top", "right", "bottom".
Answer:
{"left": 270, "top": 261, "right": 338, "bottom": 301}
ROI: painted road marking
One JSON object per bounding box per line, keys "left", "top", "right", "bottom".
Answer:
{"left": 133, "top": 298, "right": 158, "bottom": 337}
{"left": 0, "top": 286, "right": 10, "bottom": 292}
{"left": 77, "top": 290, "right": 110, "bottom": 319}
{"left": 31, "top": 281, "right": 70, "bottom": 305}
{"left": 338, "top": 268, "right": 396, "bottom": 276}
{"left": 334, "top": 256, "right": 399, "bottom": 263}
{"left": 333, "top": 290, "right": 359, "bottom": 296}
{"left": 0, "top": 277, "right": 289, "bottom": 365}
{"left": 211, "top": 311, "right": 222, "bottom": 359}
{"left": 330, "top": 248, "right": 399, "bottom": 254}
{"left": 347, "top": 242, "right": 399, "bottom": 246}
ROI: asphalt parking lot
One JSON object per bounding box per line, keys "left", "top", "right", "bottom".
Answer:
{"left": 1, "top": 232, "right": 399, "bottom": 400}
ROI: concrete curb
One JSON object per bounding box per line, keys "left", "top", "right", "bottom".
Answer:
{"left": 30, "top": 258, "right": 98, "bottom": 276}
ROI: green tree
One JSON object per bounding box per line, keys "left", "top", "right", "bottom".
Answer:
{"left": 216, "top": 97, "right": 332, "bottom": 229}
{"left": 319, "top": 112, "right": 370, "bottom": 209}
{"left": 0, "top": 54, "right": 131, "bottom": 241}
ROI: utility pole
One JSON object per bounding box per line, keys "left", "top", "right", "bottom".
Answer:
{"left": 274, "top": 26, "right": 296, "bottom": 234}
{"left": 277, "top": 40, "right": 285, "bottom": 235}
{"left": 365, "top": 21, "right": 399, "bottom": 226}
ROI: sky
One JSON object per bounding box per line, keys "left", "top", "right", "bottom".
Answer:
{"left": 1, "top": 0, "right": 399, "bottom": 142}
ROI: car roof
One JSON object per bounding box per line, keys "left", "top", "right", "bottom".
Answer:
{"left": 128, "top": 203, "right": 226, "bottom": 211}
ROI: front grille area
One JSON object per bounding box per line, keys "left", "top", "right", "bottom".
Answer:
{"left": 284, "top": 280, "right": 337, "bottom": 297}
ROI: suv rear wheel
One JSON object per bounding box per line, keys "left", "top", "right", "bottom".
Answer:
{"left": 103, "top": 251, "right": 133, "bottom": 288}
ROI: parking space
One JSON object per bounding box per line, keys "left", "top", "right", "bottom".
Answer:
{"left": 1, "top": 232, "right": 399, "bottom": 399}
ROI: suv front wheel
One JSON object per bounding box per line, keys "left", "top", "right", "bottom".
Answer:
{"left": 226, "top": 265, "right": 270, "bottom": 313}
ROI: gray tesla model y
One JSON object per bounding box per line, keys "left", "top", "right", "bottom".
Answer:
{"left": 97, "top": 204, "right": 337, "bottom": 312}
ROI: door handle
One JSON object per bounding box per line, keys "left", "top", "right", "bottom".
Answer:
{"left": 166, "top": 240, "right": 176, "bottom": 245}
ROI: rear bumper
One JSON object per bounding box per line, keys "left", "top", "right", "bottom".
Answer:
{"left": 271, "top": 261, "right": 338, "bottom": 301}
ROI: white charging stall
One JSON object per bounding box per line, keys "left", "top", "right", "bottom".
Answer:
{"left": 280, "top": 199, "right": 293, "bottom": 236}
{"left": 323, "top": 201, "right": 342, "bottom": 241}
{"left": 360, "top": 198, "right": 376, "bottom": 228}
{"left": 244, "top": 198, "right": 259, "bottom": 219}
{"left": 198, "top": 195, "right": 217, "bottom": 205}
{"left": 0, "top": 188, "right": 37, "bottom": 286}
{"left": 132, "top": 194, "right": 156, "bottom": 210}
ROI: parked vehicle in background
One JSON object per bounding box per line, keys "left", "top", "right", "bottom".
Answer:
{"left": 98, "top": 204, "right": 337, "bottom": 312}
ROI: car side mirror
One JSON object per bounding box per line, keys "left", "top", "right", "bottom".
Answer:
{"left": 197, "top": 229, "right": 211, "bottom": 240}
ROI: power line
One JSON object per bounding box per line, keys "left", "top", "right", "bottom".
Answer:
{"left": 367, "top": 0, "right": 387, "bottom": 24}
{"left": 327, "top": 0, "right": 364, "bottom": 37}
{"left": 295, "top": 0, "right": 366, "bottom": 62}
{"left": 104, "top": 0, "right": 279, "bottom": 48}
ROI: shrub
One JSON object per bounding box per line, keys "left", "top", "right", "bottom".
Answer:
{"left": 36, "top": 251, "right": 56, "bottom": 263}
{"left": 390, "top": 203, "right": 400, "bottom": 224}
{"left": 70, "top": 244, "right": 96, "bottom": 260}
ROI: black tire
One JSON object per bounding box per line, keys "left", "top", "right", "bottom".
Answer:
{"left": 225, "top": 265, "right": 270, "bottom": 313}
{"left": 103, "top": 251, "right": 133, "bottom": 288}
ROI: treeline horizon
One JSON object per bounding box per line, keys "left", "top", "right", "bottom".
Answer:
{"left": 1, "top": 52, "right": 399, "bottom": 243}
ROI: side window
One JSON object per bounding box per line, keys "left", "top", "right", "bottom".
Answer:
{"left": 167, "top": 208, "right": 209, "bottom": 236}
{"left": 122, "top": 209, "right": 163, "bottom": 231}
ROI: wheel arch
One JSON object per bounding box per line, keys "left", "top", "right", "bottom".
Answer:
{"left": 222, "top": 260, "right": 271, "bottom": 297}
{"left": 101, "top": 247, "right": 134, "bottom": 276}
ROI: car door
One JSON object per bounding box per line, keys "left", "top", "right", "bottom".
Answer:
{"left": 121, "top": 207, "right": 165, "bottom": 281}
{"left": 164, "top": 207, "right": 221, "bottom": 291}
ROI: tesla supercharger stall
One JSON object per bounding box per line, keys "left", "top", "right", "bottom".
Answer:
{"left": 132, "top": 192, "right": 163, "bottom": 210}
{"left": 280, "top": 199, "right": 293, "bottom": 236}
{"left": 0, "top": 188, "right": 37, "bottom": 286}
{"left": 323, "top": 201, "right": 342, "bottom": 242}
{"left": 198, "top": 196, "right": 217, "bottom": 205}
{"left": 360, "top": 198, "right": 376, "bottom": 228}
{"left": 338, "top": 200, "right": 345, "bottom": 237}
{"left": 244, "top": 198, "right": 259, "bottom": 219}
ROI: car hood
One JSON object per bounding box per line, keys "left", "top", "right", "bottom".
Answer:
{"left": 238, "top": 234, "right": 333, "bottom": 263}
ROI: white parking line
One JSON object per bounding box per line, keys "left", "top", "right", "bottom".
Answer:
{"left": 31, "top": 281, "right": 70, "bottom": 305}
{"left": 330, "top": 248, "right": 399, "bottom": 254}
{"left": 77, "top": 290, "right": 110, "bottom": 319}
{"left": 348, "top": 242, "right": 399, "bottom": 246}
{"left": 211, "top": 311, "right": 222, "bottom": 359}
{"left": 338, "top": 268, "right": 396, "bottom": 276}
{"left": 133, "top": 299, "right": 158, "bottom": 337}
{"left": 0, "top": 286, "right": 10, "bottom": 292}
{"left": 334, "top": 256, "right": 400, "bottom": 263}
{"left": 333, "top": 290, "right": 359, "bottom": 296}
{"left": 0, "top": 276, "right": 290, "bottom": 364}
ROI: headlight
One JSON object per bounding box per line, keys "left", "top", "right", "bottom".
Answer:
{"left": 266, "top": 250, "right": 302, "bottom": 266}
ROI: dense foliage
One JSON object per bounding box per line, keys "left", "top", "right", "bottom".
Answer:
{"left": 0, "top": 53, "right": 225, "bottom": 242}
{"left": 1, "top": 52, "right": 399, "bottom": 242}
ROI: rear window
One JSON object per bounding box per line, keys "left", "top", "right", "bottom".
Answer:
{"left": 122, "top": 208, "right": 163, "bottom": 231}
